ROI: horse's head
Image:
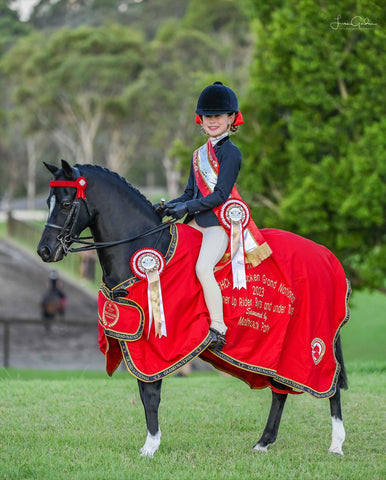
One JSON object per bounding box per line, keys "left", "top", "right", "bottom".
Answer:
{"left": 37, "top": 160, "right": 92, "bottom": 262}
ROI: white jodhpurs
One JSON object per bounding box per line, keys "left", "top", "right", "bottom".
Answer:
{"left": 188, "top": 220, "right": 229, "bottom": 334}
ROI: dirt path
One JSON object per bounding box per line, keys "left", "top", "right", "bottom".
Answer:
{"left": 0, "top": 239, "right": 105, "bottom": 370}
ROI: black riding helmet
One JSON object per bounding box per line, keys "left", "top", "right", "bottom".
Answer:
{"left": 196, "top": 81, "right": 239, "bottom": 115}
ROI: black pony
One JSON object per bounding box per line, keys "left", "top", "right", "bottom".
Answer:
{"left": 37, "top": 161, "right": 348, "bottom": 457}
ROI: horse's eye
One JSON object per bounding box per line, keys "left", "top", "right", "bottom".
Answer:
{"left": 61, "top": 201, "right": 71, "bottom": 209}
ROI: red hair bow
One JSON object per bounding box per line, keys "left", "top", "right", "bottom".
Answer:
{"left": 195, "top": 111, "right": 244, "bottom": 126}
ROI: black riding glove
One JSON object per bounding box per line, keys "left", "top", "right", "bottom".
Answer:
{"left": 153, "top": 202, "right": 168, "bottom": 218}
{"left": 165, "top": 202, "right": 188, "bottom": 220}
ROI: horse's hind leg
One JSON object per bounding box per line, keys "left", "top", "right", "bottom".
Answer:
{"left": 253, "top": 389, "right": 288, "bottom": 452}
{"left": 137, "top": 379, "right": 162, "bottom": 457}
{"left": 329, "top": 386, "right": 345, "bottom": 455}
{"left": 329, "top": 336, "right": 347, "bottom": 456}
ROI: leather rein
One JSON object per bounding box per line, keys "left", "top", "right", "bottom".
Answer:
{"left": 46, "top": 167, "right": 173, "bottom": 255}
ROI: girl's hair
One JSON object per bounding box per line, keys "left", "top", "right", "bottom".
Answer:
{"left": 229, "top": 121, "right": 239, "bottom": 134}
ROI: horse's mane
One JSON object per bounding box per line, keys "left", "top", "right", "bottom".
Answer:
{"left": 76, "top": 164, "right": 155, "bottom": 211}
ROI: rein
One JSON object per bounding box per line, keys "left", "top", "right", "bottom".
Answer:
{"left": 47, "top": 167, "right": 174, "bottom": 255}
{"left": 66, "top": 221, "right": 174, "bottom": 253}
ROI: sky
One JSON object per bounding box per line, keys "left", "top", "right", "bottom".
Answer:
{"left": 11, "top": 0, "right": 40, "bottom": 21}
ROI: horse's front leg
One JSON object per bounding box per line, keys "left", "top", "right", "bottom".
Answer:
{"left": 137, "top": 379, "right": 162, "bottom": 457}
{"left": 329, "top": 386, "right": 345, "bottom": 455}
{"left": 253, "top": 389, "right": 288, "bottom": 452}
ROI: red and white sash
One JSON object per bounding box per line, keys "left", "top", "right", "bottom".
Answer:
{"left": 193, "top": 140, "right": 272, "bottom": 288}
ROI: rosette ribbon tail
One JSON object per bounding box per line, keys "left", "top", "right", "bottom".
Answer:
{"left": 131, "top": 248, "right": 166, "bottom": 340}
{"left": 147, "top": 270, "right": 167, "bottom": 339}
{"left": 230, "top": 220, "right": 247, "bottom": 290}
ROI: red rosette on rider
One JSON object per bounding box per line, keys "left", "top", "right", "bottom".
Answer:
{"left": 219, "top": 199, "right": 250, "bottom": 290}
{"left": 192, "top": 140, "right": 272, "bottom": 275}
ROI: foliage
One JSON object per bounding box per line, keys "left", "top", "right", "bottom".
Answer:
{"left": 238, "top": 0, "right": 386, "bottom": 290}
{"left": 1, "top": 0, "right": 252, "bottom": 190}
{"left": 0, "top": 0, "right": 32, "bottom": 54}
{"left": 29, "top": 0, "right": 190, "bottom": 37}
{"left": 0, "top": 0, "right": 33, "bottom": 198}
{"left": 1, "top": 24, "right": 147, "bottom": 173}
{"left": 0, "top": 0, "right": 384, "bottom": 290}
{"left": 0, "top": 369, "right": 385, "bottom": 479}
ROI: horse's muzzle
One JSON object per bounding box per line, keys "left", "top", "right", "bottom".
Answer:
{"left": 37, "top": 243, "right": 64, "bottom": 262}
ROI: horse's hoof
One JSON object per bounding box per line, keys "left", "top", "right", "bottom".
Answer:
{"left": 252, "top": 443, "right": 268, "bottom": 453}
{"left": 140, "top": 448, "right": 155, "bottom": 458}
{"left": 209, "top": 328, "right": 226, "bottom": 351}
{"left": 140, "top": 430, "right": 161, "bottom": 458}
{"left": 329, "top": 446, "right": 344, "bottom": 456}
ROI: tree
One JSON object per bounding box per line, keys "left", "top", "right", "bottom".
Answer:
{"left": 29, "top": 0, "right": 190, "bottom": 37}
{"left": 0, "top": 0, "right": 33, "bottom": 207}
{"left": 238, "top": 0, "right": 385, "bottom": 290}
{"left": 132, "top": 0, "right": 253, "bottom": 196}
{"left": 2, "top": 25, "right": 147, "bottom": 174}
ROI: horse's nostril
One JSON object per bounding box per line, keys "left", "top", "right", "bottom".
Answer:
{"left": 38, "top": 245, "right": 52, "bottom": 261}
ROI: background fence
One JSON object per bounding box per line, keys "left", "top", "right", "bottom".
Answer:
{"left": 0, "top": 317, "right": 102, "bottom": 369}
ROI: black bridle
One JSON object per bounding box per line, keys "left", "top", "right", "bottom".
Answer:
{"left": 46, "top": 167, "right": 173, "bottom": 255}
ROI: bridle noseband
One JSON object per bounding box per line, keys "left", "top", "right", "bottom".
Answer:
{"left": 46, "top": 167, "right": 173, "bottom": 255}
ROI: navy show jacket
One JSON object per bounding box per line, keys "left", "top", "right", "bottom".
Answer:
{"left": 171, "top": 136, "right": 242, "bottom": 227}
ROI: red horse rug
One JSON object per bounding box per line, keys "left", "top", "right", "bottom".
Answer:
{"left": 98, "top": 223, "right": 350, "bottom": 399}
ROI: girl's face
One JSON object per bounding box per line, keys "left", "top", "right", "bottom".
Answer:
{"left": 201, "top": 113, "right": 235, "bottom": 137}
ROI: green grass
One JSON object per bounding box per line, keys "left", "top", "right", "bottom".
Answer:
{"left": 341, "top": 290, "right": 385, "bottom": 362}
{"left": 0, "top": 367, "right": 384, "bottom": 480}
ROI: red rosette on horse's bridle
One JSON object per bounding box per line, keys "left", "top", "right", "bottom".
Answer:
{"left": 131, "top": 249, "right": 167, "bottom": 339}
{"left": 49, "top": 177, "right": 87, "bottom": 199}
{"left": 220, "top": 199, "right": 250, "bottom": 290}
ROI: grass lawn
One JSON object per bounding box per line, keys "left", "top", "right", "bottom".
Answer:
{"left": 341, "top": 289, "right": 385, "bottom": 363}
{"left": 0, "top": 366, "right": 384, "bottom": 480}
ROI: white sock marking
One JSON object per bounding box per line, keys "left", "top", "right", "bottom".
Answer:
{"left": 140, "top": 429, "right": 161, "bottom": 457}
{"left": 329, "top": 416, "right": 345, "bottom": 456}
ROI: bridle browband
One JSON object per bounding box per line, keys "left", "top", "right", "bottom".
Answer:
{"left": 46, "top": 167, "right": 173, "bottom": 255}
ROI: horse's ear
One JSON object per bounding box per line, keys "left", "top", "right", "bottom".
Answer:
{"left": 43, "top": 162, "right": 59, "bottom": 175}
{"left": 61, "top": 159, "right": 74, "bottom": 179}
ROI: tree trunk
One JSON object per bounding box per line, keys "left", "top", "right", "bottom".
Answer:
{"left": 162, "top": 155, "right": 181, "bottom": 198}
{"left": 26, "top": 136, "right": 36, "bottom": 210}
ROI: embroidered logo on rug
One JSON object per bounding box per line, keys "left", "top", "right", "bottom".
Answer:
{"left": 311, "top": 338, "right": 326, "bottom": 365}
{"left": 102, "top": 300, "right": 119, "bottom": 328}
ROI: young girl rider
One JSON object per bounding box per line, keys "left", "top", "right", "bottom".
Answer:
{"left": 162, "top": 81, "right": 244, "bottom": 350}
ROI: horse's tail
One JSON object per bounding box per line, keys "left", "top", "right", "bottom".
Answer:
{"left": 335, "top": 335, "right": 348, "bottom": 390}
